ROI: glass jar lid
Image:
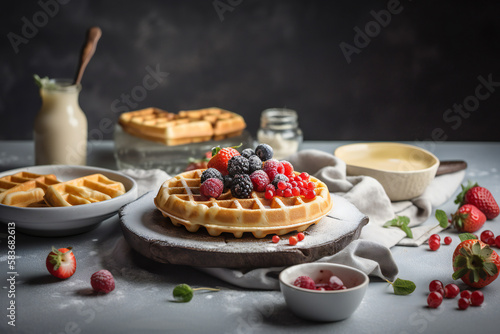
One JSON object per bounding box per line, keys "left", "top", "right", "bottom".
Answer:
{"left": 260, "top": 108, "right": 298, "bottom": 130}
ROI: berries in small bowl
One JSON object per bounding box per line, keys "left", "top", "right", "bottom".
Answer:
{"left": 279, "top": 263, "right": 369, "bottom": 322}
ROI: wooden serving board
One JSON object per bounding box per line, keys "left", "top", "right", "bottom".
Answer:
{"left": 119, "top": 191, "right": 368, "bottom": 269}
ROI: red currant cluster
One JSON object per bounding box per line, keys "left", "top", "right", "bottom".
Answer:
{"left": 264, "top": 172, "right": 317, "bottom": 200}
{"left": 272, "top": 232, "right": 305, "bottom": 245}
{"left": 293, "top": 274, "right": 347, "bottom": 291}
{"left": 428, "top": 234, "right": 452, "bottom": 251}
{"left": 480, "top": 229, "right": 500, "bottom": 248}
{"left": 427, "top": 279, "right": 484, "bottom": 310}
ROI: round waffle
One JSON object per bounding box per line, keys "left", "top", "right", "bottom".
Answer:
{"left": 154, "top": 169, "right": 333, "bottom": 238}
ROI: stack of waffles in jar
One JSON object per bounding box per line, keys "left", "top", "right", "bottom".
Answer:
{"left": 154, "top": 144, "right": 333, "bottom": 238}
{"left": 0, "top": 172, "right": 125, "bottom": 207}
{"left": 118, "top": 107, "right": 246, "bottom": 146}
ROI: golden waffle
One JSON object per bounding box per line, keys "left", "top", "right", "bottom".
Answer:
{"left": 154, "top": 169, "right": 333, "bottom": 238}
{"left": 44, "top": 174, "right": 125, "bottom": 207}
{"left": 0, "top": 172, "right": 60, "bottom": 207}
{"left": 119, "top": 107, "right": 246, "bottom": 145}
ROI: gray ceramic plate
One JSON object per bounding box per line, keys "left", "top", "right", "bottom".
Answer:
{"left": 119, "top": 191, "right": 368, "bottom": 268}
{"left": 0, "top": 165, "right": 138, "bottom": 237}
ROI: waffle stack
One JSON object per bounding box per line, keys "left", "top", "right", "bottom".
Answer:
{"left": 0, "top": 172, "right": 60, "bottom": 207}
{"left": 154, "top": 169, "right": 333, "bottom": 238}
{"left": 44, "top": 174, "right": 126, "bottom": 207}
{"left": 118, "top": 107, "right": 246, "bottom": 146}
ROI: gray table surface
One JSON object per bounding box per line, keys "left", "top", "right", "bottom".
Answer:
{"left": 1, "top": 140, "right": 500, "bottom": 334}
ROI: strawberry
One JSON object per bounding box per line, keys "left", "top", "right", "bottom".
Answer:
{"left": 451, "top": 204, "right": 486, "bottom": 233}
{"left": 46, "top": 246, "right": 76, "bottom": 279}
{"left": 207, "top": 145, "right": 241, "bottom": 176}
{"left": 185, "top": 151, "right": 212, "bottom": 172}
{"left": 452, "top": 235, "right": 500, "bottom": 288}
{"left": 455, "top": 181, "right": 499, "bottom": 220}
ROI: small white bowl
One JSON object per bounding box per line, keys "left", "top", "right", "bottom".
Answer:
{"left": 279, "top": 263, "right": 369, "bottom": 322}
{"left": 334, "top": 142, "right": 439, "bottom": 201}
{"left": 279, "top": 262, "right": 370, "bottom": 321}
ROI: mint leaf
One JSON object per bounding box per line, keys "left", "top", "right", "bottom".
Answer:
{"left": 435, "top": 209, "right": 449, "bottom": 228}
{"left": 384, "top": 216, "right": 412, "bottom": 238}
{"left": 390, "top": 278, "right": 416, "bottom": 295}
{"left": 459, "top": 233, "right": 477, "bottom": 242}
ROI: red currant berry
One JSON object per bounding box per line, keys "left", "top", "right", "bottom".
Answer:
{"left": 444, "top": 283, "right": 460, "bottom": 299}
{"left": 265, "top": 189, "right": 274, "bottom": 200}
{"left": 307, "top": 181, "right": 315, "bottom": 190}
{"left": 289, "top": 236, "right": 298, "bottom": 246}
{"left": 272, "top": 235, "right": 280, "bottom": 243}
{"left": 480, "top": 230, "right": 495, "bottom": 243}
{"left": 460, "top": 290, "right": 472, "bottom": 300}
{"left": 429, "top": 280, "right": 443, "bottom": 292}
{"left": 458, "top": 297, "right": 470, "bottom": 310}
{"left": 429, "top": 239, "right": 440, "bottom": 251}
{"left": 305, "top": 189, "right": 316, "bottom": 199}
{"left": 277, "top": 181, "right": 287, "bottom": 190}
{"left": 328, "top": 275, "right": 345, "bottom": 290}
{"left": 427, "top": 291, "right": 443, "bottom": 308}
{"left": 496, "top": 235, "right": 500, "bottom": 248}
{"left": 284, "top": 188, "right": 293, "bottom": 197}
{"left": 276, "top": 189, "right": 284, "bottom": 197}
{"left": 300, "top": 172, "right": 310, "bottom": 181}
{"left": 444, "top": 236, "right": 452, "bottom": 245}
{"left": 436, "top": 288, "right": 445, "bottom": 297}
{"left": 297, "top": 232, "right": 305, "bottom": 241}
{"left": 291, "top": 181, "right": 298, "bottom": 187}
{"left": 292, "top": 187, "right": 300, "bottom": 196}
{"left": 485, "top": 236, "right": 496, "bottom": 246}
{"left": 266, "top": 184, "right": 276, "bottom": 192}
{"left": 429, "top": 234, "right": 441, "bottom": 243}
{"left": 470, "top": 290, "right": 484, "bottom": 306}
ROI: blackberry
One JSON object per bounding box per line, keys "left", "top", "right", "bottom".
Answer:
{"left": 272, "top": 174, "right": 289, "bottom": 187}
{"left": 241, "top": 148, "right": 255, "bottom": 159}
{"left": 231, "top": 174, "right": 253, "bottom": 198}
{"left": 255, "top": 143, "right": 273, "bottom": 161}
{"left": 223, "top": 175, "right": 233, "bottom": 191}
{"left": 248, "top": 155, "right": 262, "bottom": 174}
{"left": 227, "top": 155, "right": 249, "bottom": 176}
{"left": 201, "top": 168, "right": 223, "bottom": 184}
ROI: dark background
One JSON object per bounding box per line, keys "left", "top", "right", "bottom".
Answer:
{"left": 1, "top": 0, "right": 499, "bottom": 142}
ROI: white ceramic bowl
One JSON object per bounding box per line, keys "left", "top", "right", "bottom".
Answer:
{"left": 0, "top": 165, "right": 138, "bottom": 237}
{"left": 279, "top": 263, "right": 369, "bottom": 322}
{"left": 334, "top": 142, "right": 439, "bottom": 201}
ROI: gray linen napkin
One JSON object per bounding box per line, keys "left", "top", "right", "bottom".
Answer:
{"left": 120, "top": 149, "right": 464, "bottom": 290}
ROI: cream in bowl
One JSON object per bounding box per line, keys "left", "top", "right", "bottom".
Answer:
{"left": 279, "top": 263, "right": 369, "bottom": 322}
{"left": 334, "top": 142, "right": 439, "bottom": 201}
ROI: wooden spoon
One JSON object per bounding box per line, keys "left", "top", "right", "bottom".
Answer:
{"left": 73, "top": 26, "right": 102, "bottom": 85}
{"left": 436, "top": 160, "right": 468, "bottom": 176}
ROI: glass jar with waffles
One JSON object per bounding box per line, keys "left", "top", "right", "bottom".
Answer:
{"left": 154, "top": 169, "right": 333, "bottom": 238}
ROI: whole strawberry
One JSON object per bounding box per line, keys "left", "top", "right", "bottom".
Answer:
{"left": 46, "top": 246, "right": 76, "bottom": 279}
{"left": 207, "top": 145, "right": 241, "bottom": 176}
{"left": 452, "top": 235, "right": 500, "bottom": 288}
{"left": 455, "top": 181, "right": 499, "bottom": 220}
{"left": 91, "top": 269, "right": 115, "bottom": 294}
{"left": 451, "top": 204, "right": 486, "bottom": 233}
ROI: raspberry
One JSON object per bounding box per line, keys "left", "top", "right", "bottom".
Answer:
{"left": 249, "top": 170, "right": 270, "bottom": 192}
{"left": 266, "top": 184, "right": 276, "bottom": 192}
{"left": 241, "top": 148, "right": 255, "bottom": 159}
{"left": 200, "top": 178, "right": 224, "bottom": 198}
{"left": 227, "top": 156, "right": 249, "bottom": 176}
{"left": 280, "top": 160, "right": 294, "bottom": 176}
{"left": 272, "top": 174, "right": 289, "bottom": 188}
{"left": 293, "top": 276, "right": 315, "bottom": 290}
{"left": 201, "top": 168, "right": 223, "bottom": 184}
{"left": 255, "top": 143, "right": 273, "bottom": 161}
{"left": 248, "top": 155, "right": 263, "bottom": 174}
{"left": 231, "top": 174, "right": 253, "bottom": 198}
{"left": 262, "top": 159, "right": 282, "bottom": 181}
{"left": 91, "top": 270, "right": 115, "bottom": 294}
